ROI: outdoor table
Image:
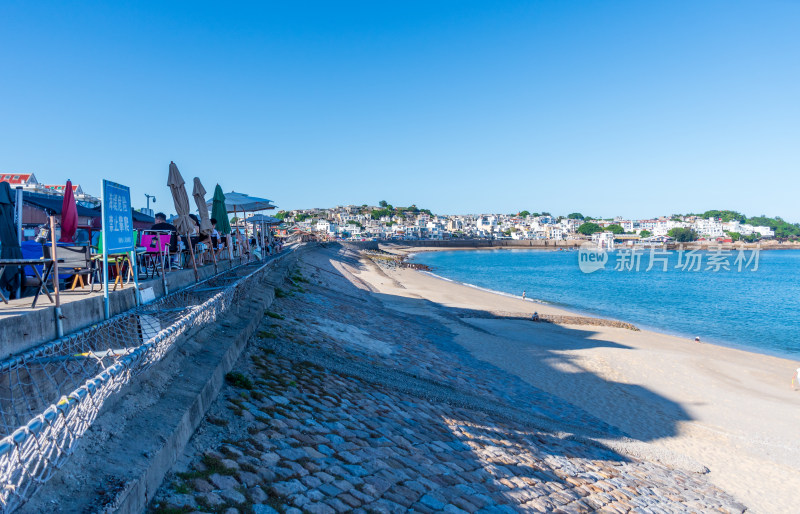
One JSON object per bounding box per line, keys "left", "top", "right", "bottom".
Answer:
{"left": 0, "top": 258, "right": 56, "bottom": 307}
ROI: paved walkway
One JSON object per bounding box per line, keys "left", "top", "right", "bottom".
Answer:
{"left": 150, "top": 247, "right": 744, "bottom": 513}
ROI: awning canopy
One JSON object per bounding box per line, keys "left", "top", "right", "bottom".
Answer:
{"left": 206, "top": 192, "right": 276, "bottom": 213}
{"left": 132, "top": 210, "right": 155, "bottom": 224}
{"left": 22, "top": 191, "right": 100, "bottom": 218}
{"left": 246, "top": 214, "right": 282, "bottom": 225}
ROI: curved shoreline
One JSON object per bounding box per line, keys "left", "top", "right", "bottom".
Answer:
{"left": 354, "top": 245, "right": 800, "bottom": 512}
{"left": 416, "top": 270, "right": 641, "bottom": 331}
{"left": 398, "top": 246, "right": 800, "bottom": 361}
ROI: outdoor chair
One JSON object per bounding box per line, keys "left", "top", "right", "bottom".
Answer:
{"left": 166, "top": 233, "right": 186, "bottom": 270}
{"left": 44, "top": 245, "right": 98, "bottom": 294}
{"left": 211, "top": 234, "right": 226, "bottom": 260}
{"left": 90, "top": 253, "right": 130, "bottom": 291}
{"left": 190, "top": 236, "right": 206, "bottom": 266}
{"left": 140, "top": 232, "right": 170, "bottom": 278}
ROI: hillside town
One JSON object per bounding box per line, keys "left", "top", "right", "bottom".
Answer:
{"left": 2, "top": 173, "right": 787, "bottom": 245}
{"left": 277, "top": 203, "right": 781, "bottom": 243}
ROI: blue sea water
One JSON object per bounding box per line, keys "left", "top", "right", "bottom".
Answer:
{"left": 410, "top": 248, "right": 800, "bottom": 359}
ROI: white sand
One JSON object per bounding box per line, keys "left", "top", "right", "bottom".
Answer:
{"left": 354, "top": 253, "right": 800, "bottom": 513}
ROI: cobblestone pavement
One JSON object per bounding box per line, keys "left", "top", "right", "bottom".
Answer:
{"left": 150, "top": 248, "right": 745, "bottom": 513}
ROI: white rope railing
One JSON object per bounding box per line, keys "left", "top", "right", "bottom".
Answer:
{"left": 0, "top": 258, "right": 273, "bottom": 512}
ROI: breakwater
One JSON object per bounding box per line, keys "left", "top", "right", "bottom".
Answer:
{"left": 451, "top": 308, "right": 640, "bottom": 331}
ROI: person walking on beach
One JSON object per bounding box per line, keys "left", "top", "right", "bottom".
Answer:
{"left": 793, "top": 368, "right": 800, "bottom": 390}
{"left": 522, "top": 290, "right": 526, "bottom": 300}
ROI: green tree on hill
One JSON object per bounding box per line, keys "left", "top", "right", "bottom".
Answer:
{"left": 518, "top": 210, "right": 530, "bottom": 217}
{"left": 577, "top": 222, "right": 602, "bottom": 235}
{"left": 370, "top": 208, "right": 393, "bottom": 220}
{"left": 639, "top": 230, "right": 652, "bottom": 238}
{"left": 567, "top": 212, "right": 584, "bottom": 220}
{"left": 605, "top": 224, "right": 624, "bottom": 234}
{"left": 746, "top": 216, "right": 800, "bottom": 239}
{"left": 702, "top": 210, "right": 746, "bottom": 222}
{"left": 668, "top": 227, "right": 698, "bottom": 242}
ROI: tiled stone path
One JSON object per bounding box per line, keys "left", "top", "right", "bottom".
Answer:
{"left": 150, "top": 253, "right": 745, "bottom": 513}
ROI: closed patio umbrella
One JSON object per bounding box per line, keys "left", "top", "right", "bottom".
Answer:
{"left": 210, "top": 185, "right": 233, "bottom": 259}
{"left": 59, "top": 179, "right": 78, "bottom": 242}
{"left": 192, "top": 178, "right": 213, "bottom": 235}
{"left": 210, "top": 185, "right": 231, "bottom": 235}
{"left": 167, "top": 161, "right": 198, "bottom": 279}
{"left": 0, "top": 182, "right": 22, "bottom": 293}
{"left": 192, "top": 177, "right": 216, "bottom": 270}
{"left": 168, "top": 162, "right": 194, "bottom": 235}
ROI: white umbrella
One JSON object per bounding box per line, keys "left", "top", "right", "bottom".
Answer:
{"left": 205, "top": 192, "right": 276, "bottom": 259}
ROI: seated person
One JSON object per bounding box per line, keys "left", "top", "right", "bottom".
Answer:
{"left": 189, "top": 214, "right": 215, "bottom": 264}
{"left": 210, "top": 218, "right": 225, "bottom": 258}
{"left": 151, "top": 212, "right": 177, "bottom": 232}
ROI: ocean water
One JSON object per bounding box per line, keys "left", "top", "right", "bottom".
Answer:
{"left": 410, "top": 248, "right": 800, "bottom": 359}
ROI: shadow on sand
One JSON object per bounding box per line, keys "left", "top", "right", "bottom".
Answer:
{"left": 285, "top": 243, "right": 708, "bottom": 507}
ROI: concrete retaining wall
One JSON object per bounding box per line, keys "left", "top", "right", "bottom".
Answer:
{"left": 1, "top": 258, "right": 251, "bottom": 359}
{"left": 20, "top": 249, "right": 301, "bottom": 514}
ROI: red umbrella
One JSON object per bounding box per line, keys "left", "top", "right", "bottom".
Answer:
{"left": 59, "top": 179, "right": 78, "bottom": 242}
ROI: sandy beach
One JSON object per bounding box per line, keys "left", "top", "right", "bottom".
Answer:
{"left": 355, "top": 245, "right": 800, "bottom": 513}
{"left": 142, "top": 243, "right": 798, "bottom": 513}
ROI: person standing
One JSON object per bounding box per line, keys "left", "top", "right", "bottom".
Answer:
{"left": 793, "top": 367, "right": 800, "bottom": 390}
{"left": 522, "top": 290, "right": 526, "bottom": 300}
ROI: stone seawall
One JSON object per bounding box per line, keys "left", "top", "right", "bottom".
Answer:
{"left": 149, "top": 242, "right": 744, "bottom": 514}
{"left": 374, "top": 239, "right": 582, "bottom": 249}
{"left": 343, "top": 239, "right": 799, "bottom": 251}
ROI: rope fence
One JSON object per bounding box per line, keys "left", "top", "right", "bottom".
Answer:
{"left": 0, "top": 257, "right": 276, "bottom": 512}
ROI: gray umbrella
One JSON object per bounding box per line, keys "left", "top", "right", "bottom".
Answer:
{"left": 0, "top": 182, "right": 22, "bottom": 293}
{"left": 192, "top": 178, "right": 213, "bottom": 235}
{"left": 167, "top": 162, "right": 194, "bottom": 236}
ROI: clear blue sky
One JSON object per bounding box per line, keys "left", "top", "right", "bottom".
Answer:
{"left": 1, "top": 1, "right": 798, "bottom": 220}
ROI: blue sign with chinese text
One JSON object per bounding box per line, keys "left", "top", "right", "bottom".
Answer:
{"left": 102, "top": 180, "right": 134, "bottom": 253}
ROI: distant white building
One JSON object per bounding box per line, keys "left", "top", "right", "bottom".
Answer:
{"left": 693, "top": 217, "right": 725, "bottom": 238}
{"left": 315, "top": 219, "right": 331, "bottom": 233}
{"left": 591, "top": 232, "right": 615, "bottom": 249}
{"left": 476, "top": 215, "right": 497, "bottom": 234}
{"left": 546, "top": 226, "right": 565, "bottom": 240}
{"left": 752, "top": 226, "right": 774, "bottom": 238}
